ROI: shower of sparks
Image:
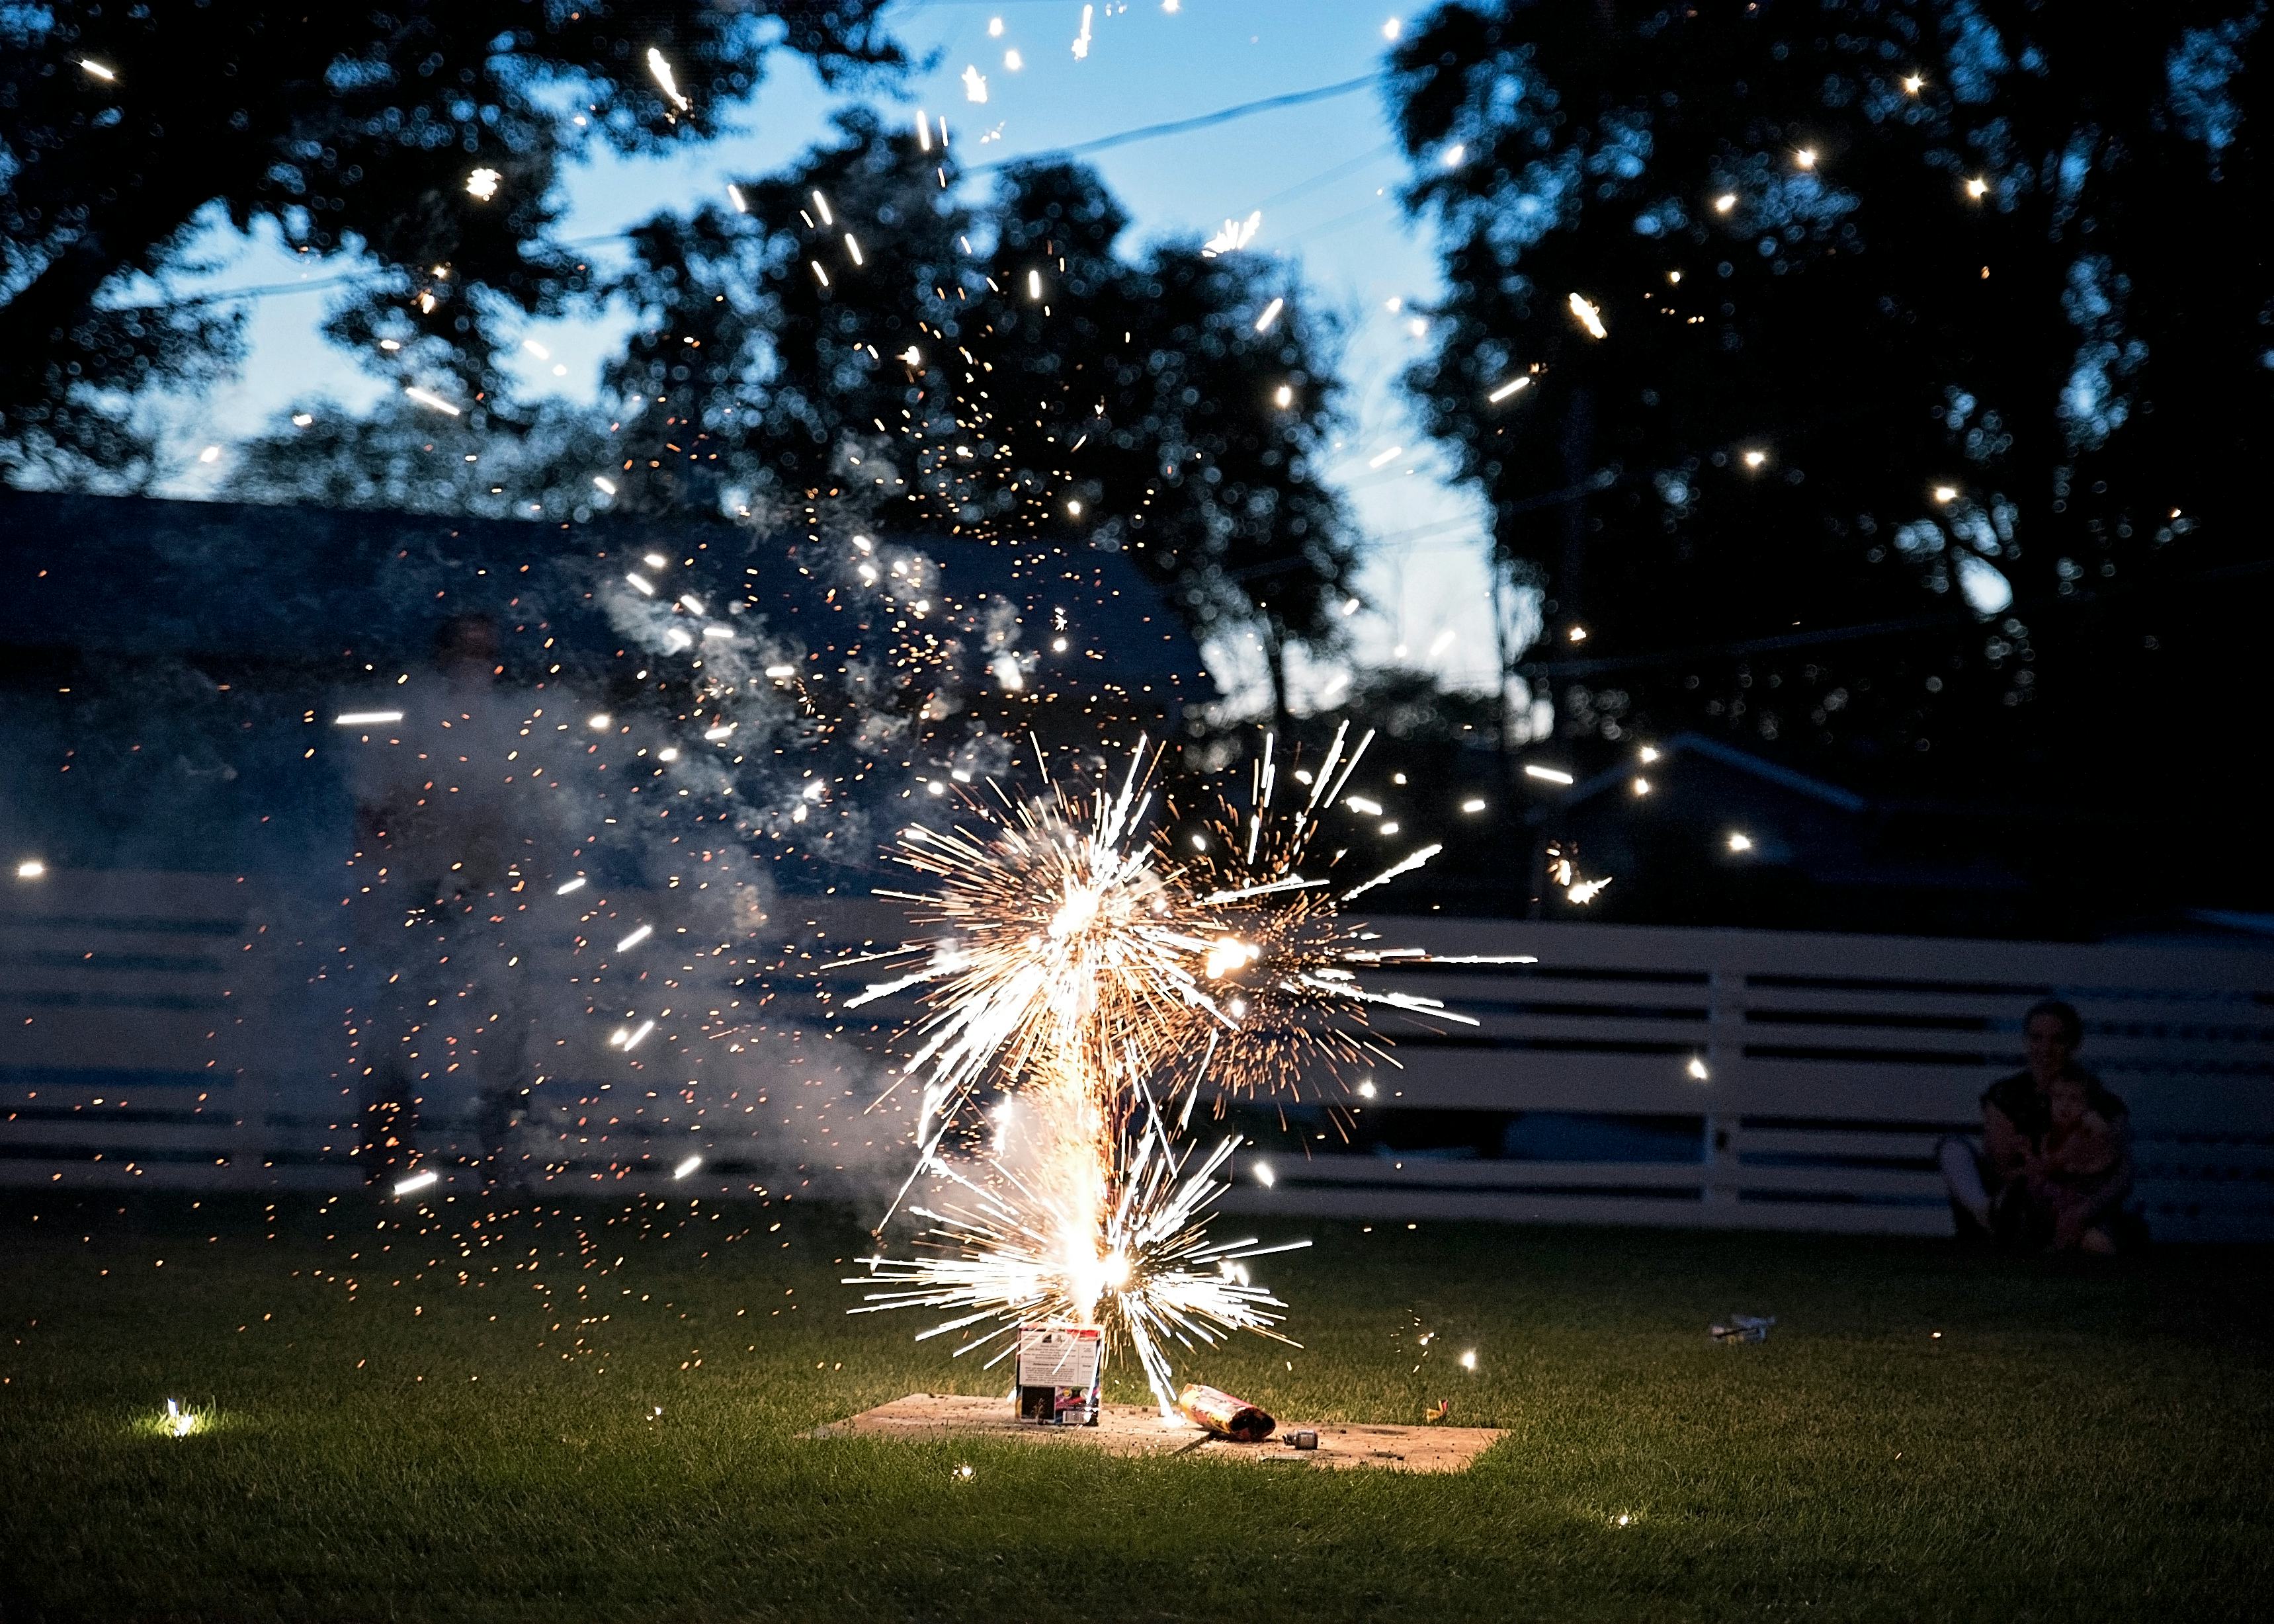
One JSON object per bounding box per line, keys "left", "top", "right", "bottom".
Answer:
{"left": 851, "top": 1090, "right": 1308, "bottom": 1414}
{"left": 843, "top": 731, "right": 1525, "bottom": 1402}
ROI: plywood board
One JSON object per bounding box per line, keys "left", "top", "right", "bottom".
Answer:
{"left": 812, "top": 1392, "right": 1503, "bottom": 1474}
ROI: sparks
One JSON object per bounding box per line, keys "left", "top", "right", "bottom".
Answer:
{"left": 845, "top": 736, "right": 1523, "bottom": 1405}
{"left": 646, "top": 47, "right": 691, "bottom": 112}
{"left": 1568, "top": 293, "right": 1607, "bottom": 339}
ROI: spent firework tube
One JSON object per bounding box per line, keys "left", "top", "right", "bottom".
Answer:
{"left": 1177, "top": 1382, "right": 1277, "bottom": 1442}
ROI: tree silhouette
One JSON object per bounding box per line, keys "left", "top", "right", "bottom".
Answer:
{"left": 239, "top": 111, "right": 1364, "bottom": 718}
{"left": 1392, "top": 1, "right": 2273, "bottom": 805}
{"left": 0, "top": 1, "right": 900, "bottom": 481}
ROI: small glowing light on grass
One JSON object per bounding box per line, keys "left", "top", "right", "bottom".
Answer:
{"left": 1687, "top": 1057, "right": 1710, "bottom": 1081}
{"left": 16, "top": 860, "right": 46, "bottom": 880}
{"left": 616, "top": 924, "right": 653, "bottom": 952}
{"left": 1615, "top": 1514, "right": 1633, "bottom": 1528}
{"left": 1488, "top": 376, "right": 1531, "bottom": 403}
{"left": 1459, "top": 1350, "right": 1477, "bottom": 1371}
{"left": 1525, "top": 764, "right": 1574, "bottom": 785}
{"left": 394, "top": 1169, "right": 439, "bottom": 1198}
{"left": 1727, "top": 832, "right": 1753, "bottom": 853}
{"left": 956, "top": 1463, "right": 975, "bottom": 1480}
{"left": 464, "top": 167, "right": 501, "bottom": 201}
{"left": 163, "top": 1400, "right": 198, "bottom": 1438}
{"left": 1568, "top": 292, "right": 1607, "bottom": 338}
{"left": 334, "top": 711, "right": 403, "bottom": 726}
{"left": 1254, "top": 297, "right": 1284, "bottom": 333}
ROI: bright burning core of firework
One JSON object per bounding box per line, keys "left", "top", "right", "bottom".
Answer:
{"left": 843, "top": 729, "right": 1519, "bottom": 1413}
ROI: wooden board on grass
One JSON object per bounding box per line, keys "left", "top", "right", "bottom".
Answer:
{"left": 813, "top": 1392, "right": 1503, "bottom": 1473}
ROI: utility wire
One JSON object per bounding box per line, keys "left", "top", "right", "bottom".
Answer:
{"left": 97, "top": 71, "right": 1385, "bottom": 314}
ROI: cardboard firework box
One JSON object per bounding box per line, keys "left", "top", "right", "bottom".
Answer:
{"left": 1015, "top": 1324, "right": 1103, "bottom": 1426}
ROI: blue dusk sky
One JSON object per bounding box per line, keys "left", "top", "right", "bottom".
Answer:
{"left": 153, "top": 0, "right": 1509, "bottom": 711}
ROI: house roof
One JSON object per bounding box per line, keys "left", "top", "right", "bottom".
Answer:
{"left": 0, "top": 490, "right": 1212, "bottom": 707}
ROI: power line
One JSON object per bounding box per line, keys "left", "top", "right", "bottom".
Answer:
{"left": 99, "top": 71, "right": 1388, "bottom": 314}
{"left": 964, "top": 73, "right": 1378, "bottom": 173}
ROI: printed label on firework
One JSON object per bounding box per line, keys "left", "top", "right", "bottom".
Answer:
{"left": 1015, "top": 1324, "right": 1102, "bottom": 1425}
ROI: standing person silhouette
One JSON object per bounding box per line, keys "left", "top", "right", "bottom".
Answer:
{"left": 345, "top": 614, "right": 538, "bottom": 1190}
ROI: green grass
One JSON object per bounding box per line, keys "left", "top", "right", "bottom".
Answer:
{"left": 3, "top": 1193, "right": 2271, "bottom": 1623}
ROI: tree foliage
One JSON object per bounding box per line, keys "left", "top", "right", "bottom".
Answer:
{"left": 0, "top": 0, "right": 900, "bottom": 480}
{"left": 602, "top": 112, "right": 1362, "bottom": 709}
{"left": 1393, "top": 1, "right": 2273, "bottom": 792}
{"left": 240, "top": 112, "right": 1363, "bottom": 711}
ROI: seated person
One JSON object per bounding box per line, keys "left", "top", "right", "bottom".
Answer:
{"left": 2022, "top": 1073, "right": 2130, "bottom": 1254}
{"left": 1939, "top": 998, "right": 2133, "bottom": 1252}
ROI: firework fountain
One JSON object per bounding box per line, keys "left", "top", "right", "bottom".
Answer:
{"left": 841, "top": 726, "right": 1524, "bottom": 1415}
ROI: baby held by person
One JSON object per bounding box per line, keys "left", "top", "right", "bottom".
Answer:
{"left": 2026, "top": 1074, "right": 2122, "bottom": 1252}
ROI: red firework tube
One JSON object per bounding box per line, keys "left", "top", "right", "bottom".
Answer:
{"left": 1177, "top": 1383, "right": 1277, "bottom": 1442}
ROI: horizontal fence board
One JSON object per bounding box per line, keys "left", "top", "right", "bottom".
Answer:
{"left": 9, "top": 875, "right": 2274, "bottom": 1240}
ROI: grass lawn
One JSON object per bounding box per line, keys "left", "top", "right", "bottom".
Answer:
{"left": 2, "top": 1192, "right": 2270, "bottom": 1623}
